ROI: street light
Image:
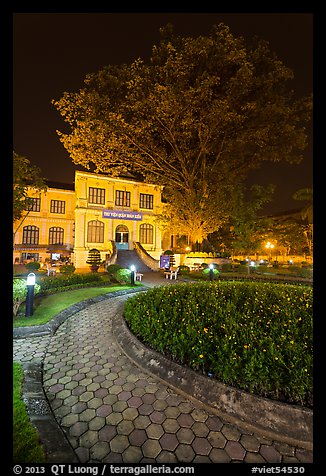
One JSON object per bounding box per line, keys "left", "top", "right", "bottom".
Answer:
{"left": 25, "top": 272, "right": 36, "bottom": 317}
{"left": 265, "top": 241, "right": 275, "bottom": 262}
{"left": 209, "top": 263, "right": 214, "bottom": 281}
{"left": 130, "top": 265, "right": 136, "bottom": 286}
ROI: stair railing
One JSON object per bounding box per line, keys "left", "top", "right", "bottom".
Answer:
{"left": 106, "top": 241, "right": 117, "bottom": 266}
{"left": 133, "top": 242, "right": 160, "bottom": 271}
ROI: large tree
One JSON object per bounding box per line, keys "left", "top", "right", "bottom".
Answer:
{"left": 53, "top": 23, "right": 312, "bottom": 243}
{"left": 13, "top": 151, "right": 47, "bottom": 222}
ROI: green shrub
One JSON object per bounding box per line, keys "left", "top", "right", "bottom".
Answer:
{"left": 178, "top": 265, "right": 190, "bottom": 275}
{"left": 115, "top": 268, "right": 132, "bottom": 283}
{"left": 59, "top": 264, "right": 76, "bottom": 275}
{"left": 13, "top": 362, "right": 46, "bottom": 462}
{"left": 124, "top": 281, "right": 312, "bottom": 407}
{"left": 25, "top": 261, "right": 41, "bottom": 271}
{"left": 13, "top": 279, "right": 41, "bottom": 316}
{"left": 221, "top": 263, "right": 232, "bottom": 272}
{"left": 201, "top": 267, "right": 220, "bottom": 279}
{"left": 106, "top": 264, "right": 122, "bottom": 276}
{"left": 38, "top": 272, "right": 102, "bottom": 292}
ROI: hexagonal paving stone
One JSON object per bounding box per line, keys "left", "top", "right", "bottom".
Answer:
{"left": 141, "top": 439, "right": 162, "bottom": 459}
{"left": 122, "top": 407, "right": 139, "bottom": 421}
{"left": 192, "top": 437, "right": 212, "bottom": 456}
{"left": 176, "top": 428, "right": 195, "bottom": 445}
{"left": 192, "top": 421, "right": 210, "bottom": 437}
{"left": 118, "top": 391, "right": 132, "bottom": 401}
{"left": 175, "top": 444, "right": 195, "bottom": 462}
{"left": 177, "top": 413, "right": 194, "bottom": 428}
{"left": 99, "top": 425, "right": 117, "bottom": 442}
{"left": 90, "top": 441, "right": 110, "bottom": 461}
{"left": 162, "top": 418, "right": 180, "bottom": 433}
{"left": 96, "top": 404, "right": 112, "bottom": 418}
{"left": 112, "top": 401, "right": 128, "bottom": 413}
{"left": 80, "top": 430, "right": 99, "bottom": 449}
{"left": 225, "top": 440, "right": 246, "bottom": 460}
{"left": 61, "top": 414, "right": 78, "bottom": 427}
{"left": 164, "top": 406, "right": 181, "bottom": 419}
{"left": 79, "top": 408, "right": 96, "bottom": 422}
{"left": 88, "top": 416, "right": 106, "bottom": 431}
{"left": 88, "top": 397, "right": 103, "bottom": 409}
{"left": 106, "top": 412, "right": 123, "bottom": 426}
{"left": 122, "top": 446, "right": 143, "bottom": 463}
{"left": 260, "top": 444, "right": 282, "bottom": 463}
{"left": 150, "top": 411, "right": 166, "bottom": 424}
{"left": 69, "top": 421, "right": 88, "bottom": 438}
{"left": 146, "top": 423, "right": 165, "bottom": 440}
{"left": 129, "top": 429, "right": 147, "bottom": 446}
{"left": 157, "top": 451, "right": 178, "bottom": 463}
{"left": 110, "top": 434, "right": 129, "bottom": 453}
{"left": 138, "top": 403, "right": 154, "bottom": 416}
{"left": 191, "top": 408, "right": 208, "bottom": 422}
{"left": 207, "top": 431, "right": 227, "bottom": 449}
{"left": 159, "top": 433, "right": 179, "bottom": 451}
{"left": 240, "top": 434, "right": 261, "bottom": 452}
{"left": 221, "top": 424, "right": 242, "bottom": 441}
{"left": 209, "top": 447, "right": 231, "bottom": 463}
{"left": 134, "top": 415, "right": 151, "bottom": 429}
{"left": 127, "top": 396, "right": 143, "bottom": 408}
{"left": 116, "top": 420, "right": 135, "bottom": 436}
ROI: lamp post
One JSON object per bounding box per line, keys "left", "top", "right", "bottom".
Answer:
{"left": 130, "top": 265, "right": 136, "bottom": 286}
{"left": 25, "top": 272, "right": 36, "bottom": 317}
{"left": 209, "top": 263, "right": 214, "bottom": 281}
{"left": 265, "top": 241, "right": 275, "bottom": 262}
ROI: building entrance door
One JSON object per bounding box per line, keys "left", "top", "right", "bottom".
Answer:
{"left": 115, "top": 224, "right": 129, "bottom": 250}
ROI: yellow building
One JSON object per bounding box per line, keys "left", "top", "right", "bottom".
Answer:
{"left": 13, "top": 182, "right": 75, "bottom": 265}
{"left": 13, "top": 171, "right": 165, "bottom": 269}
{"left": 73, "top": 171, "right": 164, "bottom": 269}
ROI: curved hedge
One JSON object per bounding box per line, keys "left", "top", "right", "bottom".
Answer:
{"left": 124, "top": 281, "right": 312, "bottom": 407}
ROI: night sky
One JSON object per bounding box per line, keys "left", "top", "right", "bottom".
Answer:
{"left": 13, "top": 12, "right": 313, "bottom": 214}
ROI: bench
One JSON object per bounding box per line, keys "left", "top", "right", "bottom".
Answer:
{"left": 135, "top": 272, "right": 143, "bottom": 281}
{"left": 164, "top": 267, "right": 178, "bottom": 280}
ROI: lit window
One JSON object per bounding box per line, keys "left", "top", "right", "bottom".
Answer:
{"left": 87, "top": 220, "right": 104, "bottom": 243}
{"left": 49, "top": 227, "right": 64, "bottom": 245}
{"left": 50, "top": 200, "right": 65, "bottom": 214}
{"left": 139, "top": 223, "right": 153, "bottom": 244}
{"left": 115, "top": 190, "right": 131, "bottom": 207}
{"left": 22, "top": 225, "right": 39, "bottom": 245}
{"left": 27, "top": 197, "right": 41, "bottom": 212}
{"left": 139, "top": 193, "right": 153, "bottom": 209}
{"left": 89, "top": 187, "right": 105, "bottom": 205}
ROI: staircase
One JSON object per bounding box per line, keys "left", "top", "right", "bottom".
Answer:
{"left": 115, "top": 250, "right": 153, "bottom": 273}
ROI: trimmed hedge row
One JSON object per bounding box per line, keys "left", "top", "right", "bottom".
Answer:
{"left": 37, "top": 272, "right": 103, "bottom": 291}
{"left": 124, "top": 281, "right": 313, "bottom": 407}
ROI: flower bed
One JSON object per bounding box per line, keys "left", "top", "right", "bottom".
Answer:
{"left": 124, "top": 281, "right": 312, "bottom": 407}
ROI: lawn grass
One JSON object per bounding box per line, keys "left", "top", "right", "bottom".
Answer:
{"left": 14, "top": 284, "right": 135, "bottom": 327}
{"left": 13, "top": 362, "right": 46, "bottom": 463}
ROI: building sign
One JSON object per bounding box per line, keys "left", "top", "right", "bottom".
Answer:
{"left": 160, "top": 255, "right": 170, "bottom": 269}
{"left": 102, "top": 209, "right": 143, "bottom": 221}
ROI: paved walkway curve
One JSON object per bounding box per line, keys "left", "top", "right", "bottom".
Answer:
{"left": 20, "top": 292, "right": 311, "bottom": 464}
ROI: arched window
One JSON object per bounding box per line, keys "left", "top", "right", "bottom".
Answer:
{"left": 22, "top": 225, "right": 39, "bottom": 245}
{"left": 87, "top": 220, "right": 104, "bottom": 243}
{"left": 139, "top": 223, "right": 153, "bottom": 244}
{"left": 49, "top": 227, "right": 64, "bottom": 245}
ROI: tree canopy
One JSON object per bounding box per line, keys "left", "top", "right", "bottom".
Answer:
{"left": 53, "top": 23, "right": 312, "bottom": 244}
{"left": 13, "top": 151, "right": 47, "bottom": 221}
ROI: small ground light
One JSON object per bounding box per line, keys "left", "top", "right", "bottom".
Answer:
{"left": 130, "top": 265, "right": 136, "bottom": 286}
{"left": 25, "top": 272, "right": 36, "bottom": 317}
